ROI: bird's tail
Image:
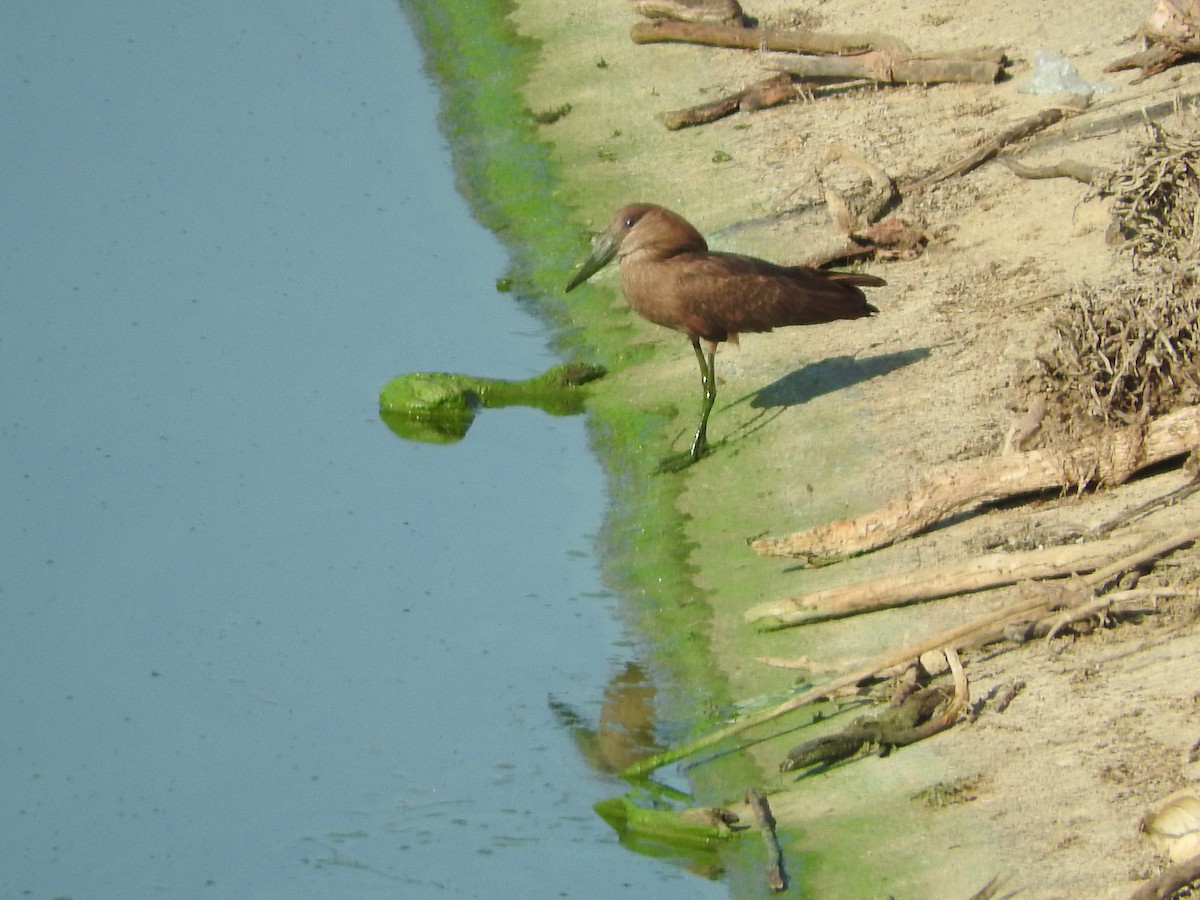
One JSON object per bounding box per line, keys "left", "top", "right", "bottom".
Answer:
{"left": 825, "top": 271, "right": 884, "bottom": 315}
{"left": 825, "top": 272, "right": 887, "bottom": 288}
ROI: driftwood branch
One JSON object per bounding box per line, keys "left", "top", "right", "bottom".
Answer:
{"left": 748, "top": 505, "right": 1200, "bottom": 630}
{"left": 624, "top": 521, "right": 1198, "bottom": 777}
{"left": 658, "top": 73, "right": 795, "bottom": 130}
{"left": 753, "top": 406, "right": 1200, "bottom": 564}
{"left": 781, "top": 651, "right": 966, "bottom": 772}
{"left": 631, "top": 0, "right": 745, "bottom": 26}
{"left": 756, "top": 534, "right": 1193, "bottom": 680}
{"left": 745, "top": 791, "right": 787, "bottom": 892}
{"left": 1107, "top": 39, "right": 1200, "bottom": 84}
{"left": 745, "top": 531, "right": 1152, "bottom": 628}
{"left": 630, "top": 19, "right": 909, "bottom": 55}
{"left": 904, "top": 106, "right": 1079, "bottom": 194}
{"left": 765, "top": 48, "right": 1004, "bottom": 85}
{"left": 621, "top": 592, "right": 1054, "bottom": 778}
{"left": 1128, "top": 849, "right": 1200, "bottom": 900}
{"left": 998, "top": 155, "right": 1101, "bottom": 186}
{"left": 1084, "top": 524, "right": 1200, "bottom": 592}
{"left": 632, "top": 19, "right": 1003, "bottom": 85}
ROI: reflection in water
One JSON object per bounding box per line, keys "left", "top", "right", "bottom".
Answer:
{"left": 554, "top": 664, "right": 737, "bottom": 881}
{"left": 550, "top": 661, "right": 662, "bottom": 775}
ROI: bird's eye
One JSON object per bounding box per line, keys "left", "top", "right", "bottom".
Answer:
{"left": 624, "top": 215, "right": 636, "bottom": 228}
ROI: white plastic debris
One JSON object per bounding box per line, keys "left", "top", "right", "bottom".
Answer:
{"left": 1018, "top": 51, "right": 1116, "bottom": 98}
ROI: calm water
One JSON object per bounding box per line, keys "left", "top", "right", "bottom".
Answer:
{"left": 0, "top": 2, "right": 727, "bottom": 897}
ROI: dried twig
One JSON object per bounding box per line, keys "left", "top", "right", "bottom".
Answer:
{"left": 1092, "top": 475, "right": 1200, "bottom": 536}
{"left": 1082, "top": 523, "right": 1200, "bottom": 592}
{"left": 968, "top": 874, "right": 1009, "bottom": 900}
{"left": 992, "top": 679, "right": 1025, "bottom": 713}
{"left": 1128, "top": 848, "right": 1200, "bottom": 899}
{"left": 658, "top": 73, "right": 795, "bottom": 129}
{"left": 998, "top": 155, "right": 1101, "bottom": 185}
{"left": 745, "top": 531, "right": 1151, "bottom": 628}
{"left": 904, "top": 106, "right": 1079, "bottom": 193}
{"left": 621, "top": 592, "right": 1054, "bottom": 778}
{"left": 1107, "top": 40, "right": 1200, "bottom": 84}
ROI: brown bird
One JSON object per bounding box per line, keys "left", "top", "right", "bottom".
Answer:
{"left": 565, "top": 203, "right": 885, "bottom": 467}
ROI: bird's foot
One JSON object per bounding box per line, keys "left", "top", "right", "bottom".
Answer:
{"left": 655, "top": 441, "right": 710, "bottom": 474}
{"left": 655, "top": 451, "right": 697, "bottom": 474}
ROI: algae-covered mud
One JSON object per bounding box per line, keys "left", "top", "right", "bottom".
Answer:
{"left": 397, "top": 0, "right": 760, "bottom": 884}
{"left": 379, "top": 362, "right": 604, "bottom": 443}
{"left": 395, "top": 0, "right": 734, "bottom": 730}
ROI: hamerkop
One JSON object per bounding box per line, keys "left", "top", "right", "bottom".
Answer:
{"left": 565, "top": 203, "right": 884, "bottom": 467}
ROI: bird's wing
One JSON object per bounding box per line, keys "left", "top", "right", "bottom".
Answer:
{"left": 671, "top": 253, "right": 877, "bottom": 337}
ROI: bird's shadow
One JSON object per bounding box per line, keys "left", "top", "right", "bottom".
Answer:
{"left": 717, "top": 347, "right": 931, "bottom": 448}
{"left": 747, "top": 347, "right": 931, "bottom": 410}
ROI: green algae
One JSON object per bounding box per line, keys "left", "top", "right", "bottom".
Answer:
{"left": 396, "top": 0, "right": 763, "bottom": 884}
{"left": 378, "top": 362, "right": 605, "bottom": 443}
{"left": 396, "top": 0, "right": 732, "bottom": 722}
{"left": 594, "top": 793, "right": 734, "bottom": 856}
{"left": 393, "top": 4, "right": 1000, "bottom": 896}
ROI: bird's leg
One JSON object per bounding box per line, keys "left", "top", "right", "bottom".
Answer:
{"left": 657, "top": 338, "right": 718, "bottom": 473}
{"left": 689, "top": 337, "right": 717, "bottom": 462}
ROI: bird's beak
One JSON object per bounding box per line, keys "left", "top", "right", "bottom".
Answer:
{"left": 565, "top": 230, "right": 619, "bottom": 292}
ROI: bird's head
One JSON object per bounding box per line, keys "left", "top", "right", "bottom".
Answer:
{"left": 564, "top": 203, "right": 706, "bottom": 292}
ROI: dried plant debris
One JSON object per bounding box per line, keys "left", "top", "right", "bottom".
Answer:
{"left": 1019, "top": 124, "right": 1200, "bottom": 444}
{"left": 1030, "top": 279, "right": 1200, "bottom": 431}
{"left": 1111, "top": 122, "right": 1200, "bottom": 270}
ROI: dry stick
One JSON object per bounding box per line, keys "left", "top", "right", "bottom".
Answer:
{"left": 1107, "top": 39, "right": 1200, "bottom": 84}
{"left": 635, "top": 19, "right": 1002, "bottom": 85}
{"left": 1128, "top": 848, "right": 1200, "bottom": 900}
{"left": 630, "top": 19, "right": 908, "bottom": 55}
{"left": 748, "top": 507, "right": 1195, "bottom": 633}
{"left": 658, "top": 73, "right": 795, "bottom": 130}
{"left": 992, "top": 680, "right": 1024, "bottom": 714}
{"left": 904, "top": 106, "right": 1078, "bottom": 194}
{"left": 818, "top": 144, "right": 897, "bottom": 231}
{"left": 626, "top": 535, "right": 1198, "bottom": 778}
{"left": 620, "top": 591, "right": 1054, "bottom": 779}
{"left": 944, "top": 647, "right": 968, "bottom": 716}
{"left": 998, "top": 155, "right": 1100, "bottom": 185}
{"left": 1081, "top": 524, "right": 1200, "bottom": 592}
{"left": 753, "top": 406, "right": 1200, "bottom": 563}
{"left": 765, "top": 49, "right": 1004, "bottom": 85}
{"left": 745, "top": 532, "right": 1149, "bottom": 628}
{"left": 1092, "top": 475, "right": 1200, "bottom": 537}
{"left": 631, "top": 0, "right": 746, "bottom": 26}
{"left": 969, "top": 874, "right": 1008, "bottom": 900}
{"left": 745, "top": 790, "right": 787, "bottom": 892}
